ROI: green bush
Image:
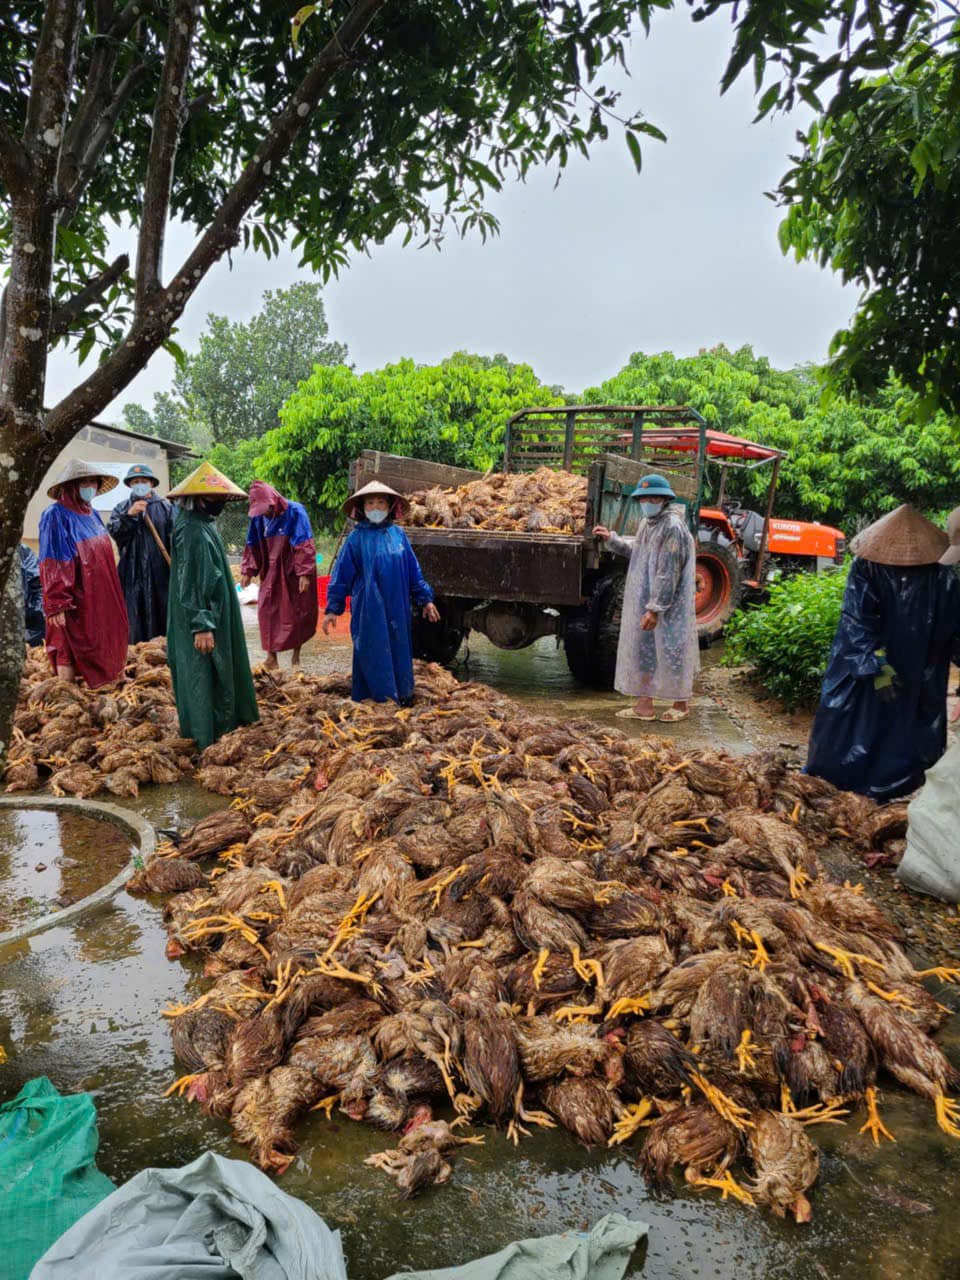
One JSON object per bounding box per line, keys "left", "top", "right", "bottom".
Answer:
{"left": 723, "top": 567, "right": 850, "bottom": 709}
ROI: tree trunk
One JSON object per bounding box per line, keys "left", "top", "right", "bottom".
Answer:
{"left": 0, "top": 554, "right": 25, "bottom": 769}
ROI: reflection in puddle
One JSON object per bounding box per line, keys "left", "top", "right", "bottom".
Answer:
{"left": 0, "top": 809, "right": 134, "bottom": 933}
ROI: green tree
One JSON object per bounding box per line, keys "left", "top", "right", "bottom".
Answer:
{"left": 256, "top": 355, "right": 563, "bottom": 527}
{"left": 120, "top": 392, "right": 198, "bottom": 448}
{"left": 588, "top": 346, "right": 960, "bottom": 529}
{"left": 179, "top": 282, "right": 348, "bottom": 446}
{"left": 777, "top": 52, "right": 960, "bottom": 415}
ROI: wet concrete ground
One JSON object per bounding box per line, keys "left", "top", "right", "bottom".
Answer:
{"left": 3, "top": 624, "right": 960, "bottom": 1277}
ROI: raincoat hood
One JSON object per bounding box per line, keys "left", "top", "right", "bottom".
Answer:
{"left": 248, "top": 480, "right": 288, "bottom": 519}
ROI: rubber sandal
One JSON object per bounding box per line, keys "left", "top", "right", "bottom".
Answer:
{"left": 659, "top": 708, "right": 690, "bottom": 723}
{"left": 616, "top": 708, "right": 658, "bottom": 721}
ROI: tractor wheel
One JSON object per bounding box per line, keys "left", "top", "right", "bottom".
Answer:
{"left": 411, "top": 599, "right": 464, "bottom": 666}
{"left": 563, "top": 574, "right": 624, "bottom": 689}
{"left": 695, "top": 541, "right": 743, "bottom": 646}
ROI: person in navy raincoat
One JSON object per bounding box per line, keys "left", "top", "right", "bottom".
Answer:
{"left": 108, "top": 462, "right": 174, "bottom": 644}
{"left": 38, "top": 459, "right": 128, "bottom": 687}
{"left": 322, "top": 481, "right": 439, "bottom": 704}
{"left": 806, "top": 505, "right": 960, "bottom": 802}
{"left": 240, "top": 480, "right": 318, "bottom": 668}
{"left": 19, "top": 544, "right": 45, "bottom": 647}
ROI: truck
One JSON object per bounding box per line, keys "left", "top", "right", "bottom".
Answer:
{"left": 347, "top": 404, "right": 845, "bottom": 687}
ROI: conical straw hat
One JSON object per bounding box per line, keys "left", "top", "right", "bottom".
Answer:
{"left": 342, "top": 480, "right": 409, "bottom": 520}
{"left": 47, "top": 458, "right": 119, "bottom": 500}
{"left": 167, "top": 460, "right": 247, "bottom": 500}
{"left": 851, "top": 504, "right": 949, "bottom": 566}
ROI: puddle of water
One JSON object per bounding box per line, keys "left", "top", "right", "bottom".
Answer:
{"left": 0, "top": 809, "right": 134, "bottom": 933}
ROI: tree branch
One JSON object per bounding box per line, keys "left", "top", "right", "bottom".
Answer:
{"left": 60, "top": 1, "right": 153, "bottom": 209}
{"left": 135, "top": 0, "right": 198, "bottom": 311}
{"left": 48, "top": 253, "right": 130, "bottom": 342}
{"left": 61, "top": 60, "right": 151, "bottom": 220}
{"left": 44, "top": 0, "right": 385, "bottom": 445}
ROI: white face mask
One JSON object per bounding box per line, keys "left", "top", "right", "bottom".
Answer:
{"left": 130, "top": 482, "right": 151, "bottom": 498}
{"left": 365, "top": 508, "right": 388, "bottom": 525}
{"left": 639, "top": 500, "right": 665, "bottom": 518}
{"left": 78, "top": 484, "right": 97, "bottom": 504}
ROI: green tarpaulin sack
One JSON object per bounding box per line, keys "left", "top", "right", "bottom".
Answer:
{"left": 0, "top": 1077, "right": 114, "bottom": 1280}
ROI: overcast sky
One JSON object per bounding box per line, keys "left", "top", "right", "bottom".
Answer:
{"left": 46, "top": 7, "right": 856, "bottom": 421}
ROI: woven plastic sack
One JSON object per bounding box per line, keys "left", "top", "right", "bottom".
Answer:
{"left": 0, "top": 1077, "right": 114, "bottom": 1280}
{"left": 897, "top": 739, "right": 960, "bottom": 901}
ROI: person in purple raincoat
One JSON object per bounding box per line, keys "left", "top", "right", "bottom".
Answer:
{"left": 38, "top": 459, "right": 128, "bottom": 686}
{"left": 240, "top": 480, "right": 318, "bottom": 668}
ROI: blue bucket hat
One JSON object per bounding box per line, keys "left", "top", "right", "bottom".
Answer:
{"left": 628, "top": 473, "right": 676, "bottom": 500}
{"left": 124, "top": 463, "right": 160, "bottom": 486}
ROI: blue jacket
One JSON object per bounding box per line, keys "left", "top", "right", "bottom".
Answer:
{"left": 326, "top": 521, "right": 434, "bottom": 702}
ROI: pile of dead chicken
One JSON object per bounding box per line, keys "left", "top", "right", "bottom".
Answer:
{"left": 404, "top": 467, "right": 587, "bottom": 534}
{"left": 3, "top": 641, "right": 194, "bottom": 799}
{"left": 129, "top": 664, "right": 948, "bottom": 1218}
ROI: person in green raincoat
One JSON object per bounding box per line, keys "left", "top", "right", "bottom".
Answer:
{"left": 166, "top": 462, "right": 259, "bottom": 750}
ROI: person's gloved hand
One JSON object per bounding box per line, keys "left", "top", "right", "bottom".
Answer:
{"left": 873, "top": 650, "right": 901, "bottom": 702}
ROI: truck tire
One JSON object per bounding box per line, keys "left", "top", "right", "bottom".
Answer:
{"left": 411, "top": 600, "right": 464, "bottom": 666}
{"left": 695, "top": 541, "right": 743, "bottom": 646}
{"left": 563, "top": 574, "right": 624, "bottom": 689}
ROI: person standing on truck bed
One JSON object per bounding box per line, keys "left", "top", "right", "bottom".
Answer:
{"left": 593, "top": 474, "right": 699, "bottom": 722}
{"left": 322, "top": 481, "right": 441, "bottom": 705}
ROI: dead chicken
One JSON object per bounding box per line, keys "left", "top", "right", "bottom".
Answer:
{"left": 748, "top": 1110, "right": 820, "bottom": 1222}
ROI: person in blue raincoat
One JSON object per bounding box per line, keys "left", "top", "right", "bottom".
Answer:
{"left": 322, "top": 481, "right": 440, "bottom": 704}
{"left": 806, "top": 504, "right": 960, "bottom": 802}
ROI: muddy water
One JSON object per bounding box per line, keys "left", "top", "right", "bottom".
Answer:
{"left": 0, "top": 809, "right": 134, "bottom": 933}
{"left": 3, "top": 779, "right": 960, "bottom": 1277}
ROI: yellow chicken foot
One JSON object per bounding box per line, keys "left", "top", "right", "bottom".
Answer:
{"left": 747, "top": 931, "right": 770, "bottom": 973}
{"left": 814, "top": 943, "right": 885, "bottom": 981}
{"left": 552, "top": 1003, "right": 603, "bottom": 1025}
{"left": 514, "top": 1081, "right": 557, "bottom": 1131}
{"left": 864, "top": 980, "right": 914, "bottom": 1009}
{"left": 310, "top": 1094, "right": 340, "bottom": 1119}
{"left": 531, "top": 948, "right": 550, "bottom": 990}
{"left": 934, "top": 1093, "right": 960, "bottom": 1139}
{"left": 780, "top": 1083, "right": 796, "bottom": 1115}
{"left": 735, "top": 1029, "right": 758, "bottom": 1073}
{"left": 163, "top": 1073, "right": 204, "bottom": 1098}
{"left": 606, "top": 995, "right": 651, "bottom": 1020}
{"left": 569, "top": 945, "right": 604, "bottom": 988}
{"left": 788, "top": 865, "right": 811, "bottom": 898}
{"left": 454, "top": 1092, "right": 481, "bottom": 1119}
{"left": 258, "top": 879, "right": 288, "bottom": 910}
{"left": 690, "top": 1170, "right": 756, "bottom": 1206}
{"left": 721, "top": 879, "right": 738, "bottom": 898}
{"left": 914, "top": 966, "right": 960, "bottom": 984}
{"left": 858, "top": 1087, "right": 895, "bottom": 1145}
{"left": 790, "top": 1099, "right": 850, "bottom": 1126}
{"left": 788, "top": 799, "right": 802, "bottom": 824}
{"left": 609, "top": 1098, "right": 654, "bottom": 1146}
{"left": 690, "top": 1072, "right": 754, "bottom": 1132}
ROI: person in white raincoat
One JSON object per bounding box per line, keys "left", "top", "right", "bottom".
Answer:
{"left": 594, "top": 473, "right": 699, "bottom": 722}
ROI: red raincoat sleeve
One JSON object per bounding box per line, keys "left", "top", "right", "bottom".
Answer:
{"left": 240, "top": 519, "right": 265, "bottom": 578}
